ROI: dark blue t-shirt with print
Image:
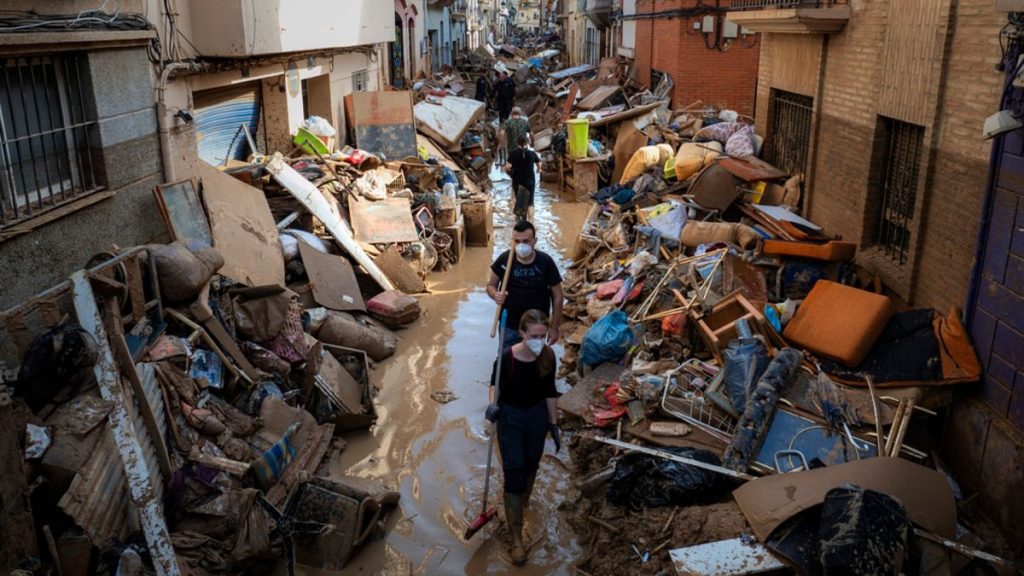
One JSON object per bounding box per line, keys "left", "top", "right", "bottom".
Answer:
{"left": 491, "top": 249, "right": 562, "bottom": 330}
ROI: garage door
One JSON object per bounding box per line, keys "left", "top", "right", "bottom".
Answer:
{"left": 194, "top": 83, "right": 261, "bottom": 166}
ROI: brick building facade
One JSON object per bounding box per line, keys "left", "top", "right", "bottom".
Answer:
{"left": 732, "top": 0, "right": 1023, "bottom": 548}
{"left": 633, "top": 0, "right": 760, "bottom": 115}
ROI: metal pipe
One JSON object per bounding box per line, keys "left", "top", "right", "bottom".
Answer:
{"left": 156, "top": 62, "right": 206, "bottom": 183}
{"left": 884, "top": 398, "right": 907, "bottom": 457}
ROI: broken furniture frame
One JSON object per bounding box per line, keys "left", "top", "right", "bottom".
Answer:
{"left": 658, "top": 359, "right": 736, "bottom": 444}
{"left": 71, "top": 268, "right": 181, "bottom": 576}
{"left": 0, "top": 247, "right": 173, "bottom": 481}
{"left": 322, "top": 344, "right": 377, "bottom": 431}
{"left": 692, "top": 291, "right": 771, "bottom": 362}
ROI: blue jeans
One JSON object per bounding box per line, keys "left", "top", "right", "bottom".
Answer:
{"left": 497, "top": 401, "right": 549, "bottom": 494}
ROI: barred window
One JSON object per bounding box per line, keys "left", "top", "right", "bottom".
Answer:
{"left": 0, "top": 54, "right": 100, "bottom": 228}
{"left": 872, "top": 117, "right": 924, "bottom": 265}
{"left": 765, "top": 89, "right": 813, "bottom": 178}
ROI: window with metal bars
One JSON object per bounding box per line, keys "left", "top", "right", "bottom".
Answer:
{"left": 0, "top": 54, "right": 99, "bottom": 229}
{"left": 872, "top": 117, "right": 924, "bottom": 265}
{"left": 764, "top": 89, "right": 813, "bottom": 179}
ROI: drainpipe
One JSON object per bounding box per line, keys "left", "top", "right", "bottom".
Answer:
{"left": 156, "top": 61, "right": 207, "bottom": 182}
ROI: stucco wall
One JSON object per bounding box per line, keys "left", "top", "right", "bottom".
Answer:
{"left": 0, "top": 46, "right": 167, "bottom": 310}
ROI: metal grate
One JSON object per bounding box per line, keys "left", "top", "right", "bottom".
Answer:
{"left": 0, "top": 54, "right": 99, "bottom": 228}
{"left": 874, "top": 117, "right": 925, "bottom": 264}
{"left": 764, "top": 89, "right": 813, "bottom": 178}
{"left": 731, "top": 0, "right": 846, "bottom": 9}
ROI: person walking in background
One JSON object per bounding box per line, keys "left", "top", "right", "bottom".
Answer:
{"left": 475, "top": 73, "right": 489, "bottom": 103}
{"left": 505, "top": 134, "right": 541, "bottom": 221}
{"left": 498, "top": 106, "right": 531, "bottom": 162}
{"left": 494, "top": 69, "right": 516, "bottom": 123}
{"left": 484, "top": 309, "right": 562, "bottom": 565}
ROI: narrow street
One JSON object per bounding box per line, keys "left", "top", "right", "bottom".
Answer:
{"left": 332, "top": 174, "right": 590, "bottom": 575}
{"left": 3, "top": 3, "right": 1024, "bottom": 576}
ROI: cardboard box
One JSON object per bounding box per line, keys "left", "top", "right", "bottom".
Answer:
{"left": 462, "top": 199, "right": 493, "bottom": 246}
{"left": 439, "top": 214, "right": 466, "bottom": 263}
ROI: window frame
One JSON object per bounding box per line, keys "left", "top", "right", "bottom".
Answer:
{"left": 0, "top": 53, "right": 100, "bottom": 230}
{"left": 869, "top": 116, "right": 925, "bottom": 266}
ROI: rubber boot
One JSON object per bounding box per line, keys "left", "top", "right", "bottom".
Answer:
{"left": 504, "top": 492, "right": 527, "bottom": 565}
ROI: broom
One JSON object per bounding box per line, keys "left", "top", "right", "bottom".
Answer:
{"left": 464, "top": 310, "right": 508, "bottom": 540}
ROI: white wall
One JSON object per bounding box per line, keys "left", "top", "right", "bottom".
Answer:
{"left": 184, "top": 0, "right": 394, "bottom": 57}
{"left": 620, "top": 0, "right": 636, "bottom": 56}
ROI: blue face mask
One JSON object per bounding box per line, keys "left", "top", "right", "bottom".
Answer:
{"left": 515, "top": 243, "right": 534, "bottom": 259}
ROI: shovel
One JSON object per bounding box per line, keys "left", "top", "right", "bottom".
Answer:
{"left": 464, "top": 310, "right": 507, "bottom": 540}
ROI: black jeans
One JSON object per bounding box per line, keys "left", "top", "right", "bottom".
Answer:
{"left": 512, "top": 180, "right": 535, "bottom": 218}
{"left": 497, "top": 401, "right": 549, "bottom": 494}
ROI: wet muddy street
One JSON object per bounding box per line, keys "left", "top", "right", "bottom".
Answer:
{"left": 314, "top": 173, "right": 591, "bottom": 575}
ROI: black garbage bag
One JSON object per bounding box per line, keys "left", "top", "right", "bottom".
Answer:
{"left": 607, "top": 447, "right": 724, "bottom": 509}
{"left": 15, "top": 322, "right": 98, "bottom": 411}
{"left": 721, "top": 336, "right": 770, "bottom": 415}
{"left": 818, "top": 485, "right": 909, "bottom": 576}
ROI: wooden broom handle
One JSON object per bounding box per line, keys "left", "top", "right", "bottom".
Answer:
{"left": 490, "top": 247, "right": 515, "bottom": 338}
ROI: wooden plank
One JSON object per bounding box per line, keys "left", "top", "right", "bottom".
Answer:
{"left": 349, "top": 197, "right": 419, "bottom": 244}
{"left": 297, "top": 241, "right": 366, "bottom": 311}
{"left": 348, "top": 91, "right": 414, "bottom": 125}
{"left": 200, "top": 162, "right": 286, "bottom": 287}
{"left": 413, "top": 96, "right": 485, "bottom": 149}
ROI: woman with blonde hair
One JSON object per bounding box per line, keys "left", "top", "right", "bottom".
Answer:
{"left": 485, "top": 309, "right": 561, "bottom": 565}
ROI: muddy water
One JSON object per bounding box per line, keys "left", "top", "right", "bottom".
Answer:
{"left": 310, "top": 171, "right": 591, "bottom": 575}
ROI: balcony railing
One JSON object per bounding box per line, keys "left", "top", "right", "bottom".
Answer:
{"left": 731, "top": 0, "right": 847, "bottom": 9}
{"left": 726, "top": 0, "right": 850, "bottom": 34}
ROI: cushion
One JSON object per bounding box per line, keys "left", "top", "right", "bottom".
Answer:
{"left": 783, "top": 280, "right": 893, "bottom": 367}
{"left": 763, "top": 240, "right": 857, "bottom": 262}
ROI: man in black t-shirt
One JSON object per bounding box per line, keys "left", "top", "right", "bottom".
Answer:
{"left": 505, "top": 134, "right": 541, "bottom": 221}
{"left": 487, "top": 220, "right": 564, "bottom": 347}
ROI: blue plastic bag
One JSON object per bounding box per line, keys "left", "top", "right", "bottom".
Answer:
{"left": 580, "top": 310, "right": 633, "bottom": 366}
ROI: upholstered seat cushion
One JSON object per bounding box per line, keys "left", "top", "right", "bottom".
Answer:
{"left": 762, "top": 240, "right": 857, "bottom": 262}
{"left": 783, "top": 280, "right": 894, "bottom": 367}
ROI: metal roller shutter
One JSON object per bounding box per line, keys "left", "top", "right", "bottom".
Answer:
{"left": 194, "top": 83, "right": 261, "bottom": 166}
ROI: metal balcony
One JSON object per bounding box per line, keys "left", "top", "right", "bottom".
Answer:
{"left": 726, "top": 0, "right": 850, "bottom": 34}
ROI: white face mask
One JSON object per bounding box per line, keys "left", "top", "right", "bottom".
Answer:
{"left": 525, "top": 338, "right": 545, "bottom": 355}
{"left": 515, "top": 243, "right": 534, "bottom": 259}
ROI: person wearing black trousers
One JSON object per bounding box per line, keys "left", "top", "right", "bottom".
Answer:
{"left": 484, "top": 309, "right": 561, "bottom": 565}
{"left": 494, "top": 69, "right": 516, "bottom": 123}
